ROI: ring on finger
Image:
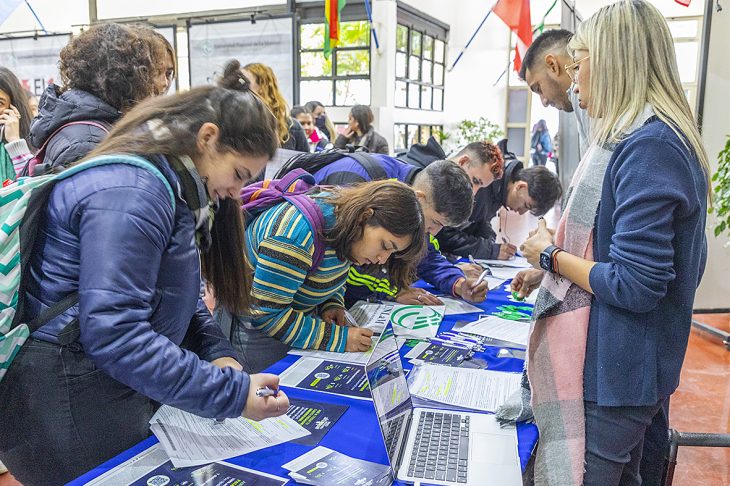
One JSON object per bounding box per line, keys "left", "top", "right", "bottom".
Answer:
{"left": 416, "top": 294, "right": 423, "bottom": 302}
{"left": 274, "top": 396, "right": 280, "bottom": 413}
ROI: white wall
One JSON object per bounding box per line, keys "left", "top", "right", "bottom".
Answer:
{"left": 694, "top": 6, "right": 730, "bottom": 309}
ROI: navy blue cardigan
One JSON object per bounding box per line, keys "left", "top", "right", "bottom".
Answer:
{"left": 586, "top": 119, "right": 708, "bottom": 406}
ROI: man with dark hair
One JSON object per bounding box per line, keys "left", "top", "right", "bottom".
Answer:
{"left": 399, "top": 137, "right": 505, "bottom": 194}
{"left": 519, "top": 28, "right": 590, "bottom": 156}
{"left": 436, "top": 157, "right": 563, "bottom": 261}
{"left": 310, "top": 155, "right": 489, "bottom": 306}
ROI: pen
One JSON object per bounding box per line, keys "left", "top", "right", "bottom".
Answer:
{"left": 471, "top": 268, "right": 492, "bottom": 290}
{"left": 428, "top": 337, "right": 471, "bottom": 350}
{"left": 440, "top": 335, "right": 485, "bottom": 351}
{"left": 344, "top": 310, "right": 360, "bottom": 327}
{"left": 441, "top": 332, "right": 481, "bottom": 345}
{"left": 255, "top": 386, "right": 279, "bottom": 398}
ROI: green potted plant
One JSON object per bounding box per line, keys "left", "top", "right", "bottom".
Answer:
{"left": 455, "top": 117, "right": 504, "bottom": 145}
{"left": 710, "top": 135, "right": 730, "bottom": 243}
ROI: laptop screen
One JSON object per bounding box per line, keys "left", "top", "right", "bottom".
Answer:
{"left": 365, "top": 323, "right": 413, "bottom": 473}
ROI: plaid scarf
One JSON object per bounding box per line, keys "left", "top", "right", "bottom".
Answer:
{"left": 526, "top": 105, "right": 655, "bottom": 485}
{"left": 164, "top": 154, "right": 214, "bottom": 252}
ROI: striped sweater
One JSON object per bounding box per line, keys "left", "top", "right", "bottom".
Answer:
{"left": 245, "top": 196, "right": 351, "bottom": 352}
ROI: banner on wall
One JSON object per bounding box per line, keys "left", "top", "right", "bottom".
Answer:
{"left": 188, "top": 17, "right": 294, "bottom": 103}
{"left": 0, "top": 34, "right": 70, "bottom": 96}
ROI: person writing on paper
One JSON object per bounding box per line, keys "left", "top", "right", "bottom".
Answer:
{"left": 0, "top": 80, "right": 290, "bottom": 484}
{"left": 228, "top": 180, "right": 426, "bottom": 372}
{"left": 517, "top": 2, "right": 709, "bottom": 483}
{"left": 306, "top": 153, "right": 488, "bottom": 306}
{"left": 436, "top": 155, "right": 562, "bottom": 262}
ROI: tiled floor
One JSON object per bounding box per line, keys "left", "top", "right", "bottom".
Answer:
{"left": 670, "top": 313, "right": 730, "bottom": 485}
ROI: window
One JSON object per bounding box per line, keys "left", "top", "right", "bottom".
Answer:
{"left": 393, "top": 123, "right": 444, "bottom": 152}
{"left": 395, "top": 24, "right": 446, "bottom": 111}
{"left": 667, "top": 16, "right": 702, "bottom": 110}
{"left": 299, "top": 20, "right": 371, "bottom": 106}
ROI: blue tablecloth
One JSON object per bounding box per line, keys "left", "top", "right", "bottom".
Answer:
{"left": 70, "top": 281, "right": 538, "bottom": 485}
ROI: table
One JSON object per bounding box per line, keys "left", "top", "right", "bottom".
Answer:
{"left": 70, "top": 281, "right": 538, "bottom": 485}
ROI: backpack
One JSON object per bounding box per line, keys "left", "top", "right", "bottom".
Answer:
{"left": 274, "top": 147, "right": 387, "bottom": 180}
{"left": 20, "top": 120, "right": 112, "bottom": 177}
{"left": 240, "top": 168, "right": 327, "bottom": 273}
{"left": 0, "top": 155, "right": 175, "bottom": 382}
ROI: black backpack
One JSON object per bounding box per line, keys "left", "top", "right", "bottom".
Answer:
{"left": 274, "top": 147, "right": 388, "bottom": 181}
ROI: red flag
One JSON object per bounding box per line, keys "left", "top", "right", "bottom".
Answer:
{"left": 492, "top": 0, "right": 533, "bottom": 72}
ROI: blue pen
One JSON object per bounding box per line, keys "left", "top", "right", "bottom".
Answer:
{"left": 428, "top": 337, "right": 471, "bottom": 350}
{"left": 443, "top": 337, "right": 485, "bottom": 352}
{"left": 441, "top": 332, "right": 480, "bottom": 344}
{"left": 441, "top": 333, "right": 486, "bottom": 350}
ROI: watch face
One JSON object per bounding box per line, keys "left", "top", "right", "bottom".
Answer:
{"left": 540, "top": 252, "right": 551, "bottom": 272}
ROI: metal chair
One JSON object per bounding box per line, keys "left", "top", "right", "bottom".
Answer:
{"left": 663, "top": 430, "right": 730, "bottom": 486}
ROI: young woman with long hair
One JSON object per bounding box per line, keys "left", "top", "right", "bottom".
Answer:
{"left": 0, "top": 75, "right": 287, "bottom": 484}
{"left": 516, "top": 1, "right": 710, "bottom": 484}
{"left": 225, "top": 180, "right": 426, "bottom": 372}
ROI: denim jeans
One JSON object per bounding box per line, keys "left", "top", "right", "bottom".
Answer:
{"left": 215, "top": 307, "right": 290, "bottom": 373}
{"left": 0, "top": 339, "right": 155, "bottom": 485}
{"left": 583, "top": 399, "right": 668, "bottom": 486}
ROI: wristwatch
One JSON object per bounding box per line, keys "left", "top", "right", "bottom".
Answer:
{"left": 539, "top": 245, "right": 562, "bottom": 273}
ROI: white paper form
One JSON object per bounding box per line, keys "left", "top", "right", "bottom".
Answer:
{"left": 439, "top": 297, "right": 483, "bottom": 315}
{"left": 149, "top": 405, "right": 310, "bottom": 467}
{"left": 485, "top": 276, "right": 508, "bottom": 291}
{"left": 347, "top": 301, "right": 398, "bottom": 333}
{"left": 489, "top": 266, "right": 524, "bottom": 280}
{"left": 453, "top": 316, "right": 531, "bottom": 347}
{"left": 288, "top": 346, "right": 375, "bottom": 365}
{"left": 475, "top": 255, "right": 531, "bottom": 268}
{"left": 407, "top": 365, "right": 521, "bottom": 413}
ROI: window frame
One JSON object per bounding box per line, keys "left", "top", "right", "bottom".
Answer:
{"left": 298, "top": 18, "right": 371, "bottom": 106}
{"left": 395, "top": 23, "right": 446, "bottom": 111}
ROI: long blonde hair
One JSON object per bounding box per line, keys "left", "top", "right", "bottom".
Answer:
{"left": 242, "top": 62, "right": 291, "bottom": 144}
{"left": 569, "top": 0, "right": 710, "bottom": 196}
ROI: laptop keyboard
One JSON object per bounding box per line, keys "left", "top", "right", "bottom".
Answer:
{"left": 407, "top": 411, "right": 470, "bottom": 483}
{"left": 384, "top": 413, "right": 407, "bottom": 459}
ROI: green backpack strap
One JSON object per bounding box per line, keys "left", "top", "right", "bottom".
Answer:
{"left": 0, "top": 154, "right": 177, "bottom": 381}
{"left": 56, "top": 155, "right": 176, "bottom": 210}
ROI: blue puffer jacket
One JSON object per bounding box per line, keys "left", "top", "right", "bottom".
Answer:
{"left": 29, "top": 85, "right": 121, "bottom": 170}
{"left": 24, "top": 155, "right": 250, "bottom": 419}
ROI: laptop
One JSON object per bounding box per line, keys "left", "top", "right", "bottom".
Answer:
{"left": 364, "top": 323, "right": 521, "bottom": 486}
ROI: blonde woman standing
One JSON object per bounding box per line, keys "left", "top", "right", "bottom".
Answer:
{"left": 517, "top": 1, "right": 710, "bottom": 484}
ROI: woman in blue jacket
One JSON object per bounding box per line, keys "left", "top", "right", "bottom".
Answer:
{"left": 0, "top": 76, "right": 287, "bottom": 484}
{"left": 518, "top": 1, "right": 710, "bottom": 484}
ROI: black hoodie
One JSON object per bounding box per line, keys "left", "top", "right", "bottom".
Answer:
{"left": 29, "top": 85, "right": 121, "bottom": 171}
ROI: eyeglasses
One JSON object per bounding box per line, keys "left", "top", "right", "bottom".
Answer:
{"left": 565, "top": 55, "right": 590, "bottom": 82}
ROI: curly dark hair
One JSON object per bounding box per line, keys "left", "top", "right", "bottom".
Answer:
{"left": 59, "top": 23, "right": 165, "bottom": 111}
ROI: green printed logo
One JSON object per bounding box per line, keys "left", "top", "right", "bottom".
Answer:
{"left": 390, "top": 306, "right": 442, "bottom": 330}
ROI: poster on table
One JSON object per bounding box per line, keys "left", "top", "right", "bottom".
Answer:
{"left": 0, "top": 34, "right": 70, "bottom": 96}
{"left": 187, "top": 17, "right": 294, "bottom": 103}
